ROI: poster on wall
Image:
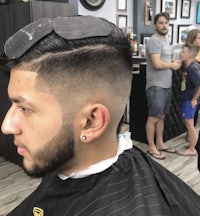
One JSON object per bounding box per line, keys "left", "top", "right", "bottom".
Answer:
{"left": 197, "top": 2, "right": 200, "bottom": 24}
{"left": 168, "top": 24, "right": 173, "bottom": 44}
{"left": 161, "top": 0, "right": 177, "bottom": 19}
{"left": 177, "top": 25, "right": 190, "bottom": 43}
{"left": 117, "top": 15, "right": 127, "bottom": 32}
{"left": 116, "top": 0, "right": 127, "bottom": 11}
{"left": 181, "top": 0, "right": 191, "bottom": 18}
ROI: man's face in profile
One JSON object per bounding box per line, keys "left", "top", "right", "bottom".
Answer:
{"left": 1, "top": 68, "right": 75, "bottom": 177}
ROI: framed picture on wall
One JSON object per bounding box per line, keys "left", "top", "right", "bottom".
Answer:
{"left": 117, "top": 15, "right": 127, "bottom": 32}
{"left": 168, "top": 24, "right": 173, "bottom": 44}
{"left": 161, "top": 0, "right": 177, "bottom": 19}
{"left": 140, "top": 33, "right": 153, "bottom": 45}
{"left": 181, "top": 0, "right": 191, "bottom": 18}
{"left": 80, "top": 0, "right": 105, "bottom": 11}
{"left": 116, "top": 0, "right": 127, "bottom": 11}
{"left": 177, "top": 25, "right": 190, "bottom": 43}
{"left": 197, "top": 1, "right": 200, "bottom": 24}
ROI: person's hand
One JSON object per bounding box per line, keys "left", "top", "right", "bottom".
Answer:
{"left": 171, "top": 60, "right": 182, "bottom": 70}
{"left": 191, "top": 99, "right": 197, "bottom": 108}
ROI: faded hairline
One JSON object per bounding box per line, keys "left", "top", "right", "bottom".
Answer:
{"left": 14, "top": 44, "right": 132, "bottom": 122}
{"left": 184, "top": 45, "right": 200, "bottom": 58}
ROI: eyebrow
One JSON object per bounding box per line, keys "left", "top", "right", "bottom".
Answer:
{"left": 9, "top": 96, "right": 33, "bottom": 107}
{"left": 9, "top": 96, "right": 24, "bottom": 103}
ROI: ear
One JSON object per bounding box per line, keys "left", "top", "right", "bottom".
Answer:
{"left": 80, "top": 104, "right": 110, "bottom": 142}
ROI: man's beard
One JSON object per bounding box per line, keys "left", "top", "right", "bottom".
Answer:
{"left": 23, "top": 123, "right": 74, "bottom": 178}
{"left": 157, "top": 29, "right": 168, "bottom": 36}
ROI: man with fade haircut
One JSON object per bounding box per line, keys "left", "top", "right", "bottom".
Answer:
{"left": 0, "top": 15, "right": 200, "bottom": 216}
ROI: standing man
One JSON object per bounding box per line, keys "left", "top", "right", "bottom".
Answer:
{"left": 145, "top": 12, "right": 181, "bottom": 159}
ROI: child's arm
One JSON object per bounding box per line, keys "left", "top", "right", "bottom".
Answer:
{"left": 191, "top": 85, "right": 200, "bottom": 108}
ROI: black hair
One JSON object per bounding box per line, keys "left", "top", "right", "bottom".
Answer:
{"left": 154, "top": 12, "right": 170, "bottom": 25}
{"left": 0, "top": 17, "right": 133, "bottom": 135}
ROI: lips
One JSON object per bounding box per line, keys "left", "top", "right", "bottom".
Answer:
{"left": 14, "top": 141, "right": 27, "bottom": 156}
{"left": 17, "top": 146, "right": 27, "bottom": 156}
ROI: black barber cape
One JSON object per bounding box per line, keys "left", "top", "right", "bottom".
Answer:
{"left": 8, "top": 146, "right": 200, "bottom": 216}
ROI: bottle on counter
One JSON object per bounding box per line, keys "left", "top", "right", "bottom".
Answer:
{"left": 128, "top": 32, "right": 138, "bottom": 55}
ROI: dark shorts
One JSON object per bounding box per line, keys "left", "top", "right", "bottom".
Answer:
{"left": 181, "top": 100, "right": 198, "bottom": 119}
{"left": 146, "top": 86, "right": 172, "bottom": 117}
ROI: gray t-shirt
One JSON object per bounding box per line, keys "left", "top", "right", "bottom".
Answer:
{"left": 146, "top": 34, "right": 172, "bottom": 90}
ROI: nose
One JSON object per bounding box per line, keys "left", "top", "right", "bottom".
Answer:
{"left": 163, "top": 23, "right": 168, "bottom": 29}
{"left": 1, "top": 106, "right": 21, "bottom": 135}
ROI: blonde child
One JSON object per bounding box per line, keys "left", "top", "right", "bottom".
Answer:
{"left": 178, "top": 45, "right": 200, "bottom": 156}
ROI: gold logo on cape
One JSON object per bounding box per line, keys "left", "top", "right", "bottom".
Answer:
{"left": 33, "top": 207, "right": 44, "bottom": 216}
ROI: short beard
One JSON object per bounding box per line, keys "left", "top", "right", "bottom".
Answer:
{"left": 157, "top": 29, "right": 168, "bottom": 36}
{"left": 23, "top": 124, "right": 74, "bottom": 178}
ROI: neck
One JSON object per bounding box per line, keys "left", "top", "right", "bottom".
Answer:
{"left": 184, "top": 59, "right": 193, "bottom": 68}
{"left": 60, "top": 136, "right": 119, "bottom": 176}
{"left": 155, "top": 31, "right": 166, "bottom": 39}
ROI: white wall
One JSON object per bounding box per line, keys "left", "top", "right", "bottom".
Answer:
{"left": 78, "top": 0, "right": 133, "bottom": 31}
